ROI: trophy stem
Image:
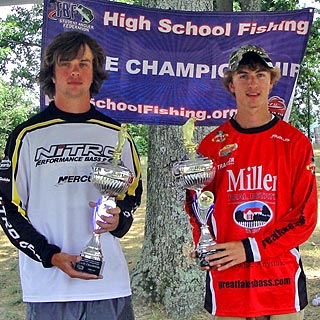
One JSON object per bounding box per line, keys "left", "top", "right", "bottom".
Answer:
{"left": 74, "top": 233, "right": 104, "bottom": 276}
{"left": 198, "top": 224, "right": 217, "bottom": 248}
{"left": 92, "top": 196, "right": 116, "bottom": 230}
{"left": 195, "top": 190, "right": 214, "bottom": 225}
{"left": 83, "top": 233, "right": 103, "bottom": 257}
{"left": 101, "top": 195, "right": 116, "bottom": 204}
{"left": 100, "top": 195, "right": 116, "bottom": 212}
{"left": 196, "top": 224, "right": 220, "bottom": 268}
{"left": 197, "top": 202, "right": 207, "bottom": 225}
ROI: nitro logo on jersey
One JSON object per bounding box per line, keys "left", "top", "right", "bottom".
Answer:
{"left": 227, "top": 166, "right": 277, "bottom": 192}
{"left": 34, "top": 143, "right": 114, "bottom": 167}
{"left": 35, "top": 143, "right": 113, "bottom": 160}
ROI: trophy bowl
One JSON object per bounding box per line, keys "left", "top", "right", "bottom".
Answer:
{"left": 172, "top": 156, "right": 215, "bottom": 191}
{"left": 91, "top": 161, "right": 135, "bottom": 197}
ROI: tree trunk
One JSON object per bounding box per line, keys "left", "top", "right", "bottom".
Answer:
{"left": 216, "top": 0, "right": 233, "bottom": 11}
{"left": 141, "top": 0, "right": 216, "bottom": 11}
{"left": 239, "top": 0, "right": 261, "bottom": 11}
{"left": 131, "top": 124, "right": 206, "bottom": 319}
{"left": 131, "top": 1, "right": 220, "bottom": 319}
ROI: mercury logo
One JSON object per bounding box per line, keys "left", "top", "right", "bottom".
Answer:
{"left": 56, "top": 175, "right": 91, "bottom": 185}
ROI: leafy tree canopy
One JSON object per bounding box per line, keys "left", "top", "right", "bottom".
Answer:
{"left": 0, "top": 79, "right": 38, "bottom": 154}
{"left": 0, "top": 5, "right": 42, "bottom": 90}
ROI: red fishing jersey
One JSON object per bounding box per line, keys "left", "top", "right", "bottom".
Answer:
{"left": 185, "top": 116, "right": 318, "bottom": 317}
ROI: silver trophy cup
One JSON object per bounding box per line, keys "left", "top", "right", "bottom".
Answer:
{"left": 74, "top": 124, "right": 134, "bottom": 276}
{"left": 172, "top": 117, "right": 221, "bottom": 267}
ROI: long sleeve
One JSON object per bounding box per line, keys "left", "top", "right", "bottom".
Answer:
{"left": 111, "top": 133, "right": 143, "bottom": 238}
{"left": 242, "top": 141, "right": 318, "bottom": 262}
{"left": 0, "top": 128, "right": 61, "bottom": 268}
{"left": 112, "top": 178, "right": 143, "bottom": 238}
{"left": 184, "top": 189, "right": 202, "bottom": 247}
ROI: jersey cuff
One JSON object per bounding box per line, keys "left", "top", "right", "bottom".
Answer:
{"left": 242, "top": 238, "right": 261, "bottom": 262}
{"left": 110, "top": 207, "right": 133, "bottom": 238}
{"left": 41, "top": 245, "right": 61, "bottom": 268}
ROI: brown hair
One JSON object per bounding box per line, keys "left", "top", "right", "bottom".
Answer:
{"left": 222, "top": 58, "right": 281, "bottom": 95}
{"left": 39, "top": 31, "right": 108, "bottom": 98}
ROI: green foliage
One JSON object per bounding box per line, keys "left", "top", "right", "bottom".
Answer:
{"left": 233, "top": 2, "right": 241, "bottom": 11}
{"left": 261, "top": 0, "right": 299, "bottom": 11}
{"left": 290, "top": 17, "right": 320, "bottom": 135}
{"left": 128, "top": 124, "right": 149, "bottom": 156}
{"left": 235, "top": 0, "right": 298, "bottom": 11}
{"left": 0, "top": 79, "right": 38, "bottom": 155}
{"left": 0, "top": 5, "right": 42, "bottom": 90}
{"left": 257, "top": 0, "right": 320, "bottom": 134}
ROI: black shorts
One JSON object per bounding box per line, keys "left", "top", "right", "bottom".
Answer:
{"left": 26, "top": 296, "right": 134, "bottom": 320}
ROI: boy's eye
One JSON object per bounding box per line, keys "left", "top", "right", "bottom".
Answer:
{"left": 59, "top": 61, "right": 70, "bottom": 67}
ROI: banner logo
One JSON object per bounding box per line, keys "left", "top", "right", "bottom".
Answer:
{"left": 48, "top": 1, "right": 95, "bottom": 31}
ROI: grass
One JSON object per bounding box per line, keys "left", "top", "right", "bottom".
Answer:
{"left": 0, "top": 153, "right": 320, "bottom": 320}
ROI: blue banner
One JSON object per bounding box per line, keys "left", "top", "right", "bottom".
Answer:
{"left": 41, "top": 0, "right": 314, "bottom": 126}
